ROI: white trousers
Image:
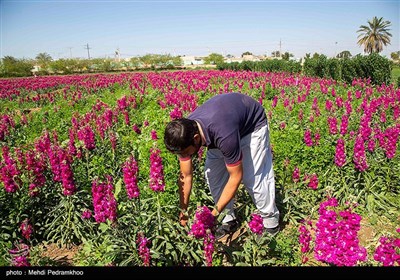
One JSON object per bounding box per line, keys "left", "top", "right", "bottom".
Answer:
{"left": 204, "top": 124, "right": 279, "bottom": 228}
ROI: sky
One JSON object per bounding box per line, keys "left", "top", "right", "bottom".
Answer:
{"left": 1, "top": 0, "right": 399, "bottom": 60}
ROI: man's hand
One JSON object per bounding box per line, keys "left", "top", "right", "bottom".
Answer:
{"left": 179, "top": 210, "right": 188, "bottom": 227}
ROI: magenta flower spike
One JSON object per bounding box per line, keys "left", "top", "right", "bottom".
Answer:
{"left": 334, "top": 138, "right": 346, "bottom": 167}
{"left": 149, "top": 147, "right": 165, "bottom": 192}
{"left": 123, "top": 156, "right": 140, "bottom": 199}
{"left": 248, "top": 213, "right": 264, "bottom": 235}
{"left": 137, "top": 232, "right": 151, "bottom": 266}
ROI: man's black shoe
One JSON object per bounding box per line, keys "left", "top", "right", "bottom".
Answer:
{"left": 264, "top": 225, "right": 280, "bottom": 237}
{"left": 215, "top": 219, "right": 240, "bottom": 240}
{"left": 254, "top": 225, "right": 280, "bottom": 243}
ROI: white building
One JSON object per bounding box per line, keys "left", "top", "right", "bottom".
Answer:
{"left": 180, "top": 55, "right": 205, "bottom": 66}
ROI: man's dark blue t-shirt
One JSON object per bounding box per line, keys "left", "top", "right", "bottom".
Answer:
{"left": 188, "top": 92, "right": 267, "bottom": 166}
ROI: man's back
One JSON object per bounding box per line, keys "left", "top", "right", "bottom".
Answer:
{"left": 188, "top": 92, "right": 267, "bottom": 164}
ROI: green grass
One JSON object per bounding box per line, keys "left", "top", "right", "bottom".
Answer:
{"left": 392, "top": 65, "right": 400, "bottom": 86}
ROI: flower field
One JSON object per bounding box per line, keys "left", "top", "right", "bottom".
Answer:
{"left": 0, "top": 70, "right": 399, "bottom": 266}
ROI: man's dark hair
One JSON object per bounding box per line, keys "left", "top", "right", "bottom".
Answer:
{"left": 164, "top": 118, "right": 199, "bottom": 153}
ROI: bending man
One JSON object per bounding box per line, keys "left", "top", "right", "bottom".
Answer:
{"left": 164, "top": 92, "right": 280, "bottom": 239}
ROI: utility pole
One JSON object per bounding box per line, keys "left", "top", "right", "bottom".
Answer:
{"left": 68, "top": 47, "right": 73, "bottom": 58}
{"left": 279, "top": 39, "right": 282, "bottom": 58}
{"left": 84, "top": 43, "right": 91, "bottom": 59}
{"left": 115, "top": 47, "right": 120, "bottom": 62}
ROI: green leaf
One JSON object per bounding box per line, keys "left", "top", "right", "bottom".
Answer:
{"left": 99, "top": 223, "right": 109, "bottom": 232}
{"left": 114, "top": 178, "right": 122, "bottom": 200}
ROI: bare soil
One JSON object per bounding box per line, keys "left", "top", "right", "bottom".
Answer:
{"left": 38, "top": 243, "right": 81, "bottom": 266}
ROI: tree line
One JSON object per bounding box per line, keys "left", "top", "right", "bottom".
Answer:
{"left": 1, "top": 16, "right": 398, "bottom": 78}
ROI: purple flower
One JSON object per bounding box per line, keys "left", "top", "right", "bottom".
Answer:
{"left": 123, "top": 156, "right": 140, "bottom": 199}
{"left": 334, "top": 138, "right": 346, "bottom": 167}
{"left": 137, "top": 232, "right": 151, "bottom": 266}
{"left": 189, "top": 206, "right": 215, "bottom": 239}
{"left": 20, "top": 219, "right": 33, "bottom": 240}
{"left": 81, "top": 209, "right": 92, "bottom": 219}
{"left": 149, "top": 148, "right": 165, "bottom": 192}
{"left": 248, "top": 213, "right": 264, "bottom": 235}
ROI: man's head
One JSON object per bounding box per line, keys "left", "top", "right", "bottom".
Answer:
{"left": 164, "top": 118, "right": 202, "bottom": 159}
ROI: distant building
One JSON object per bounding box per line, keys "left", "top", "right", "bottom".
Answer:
{"left": 242, "top": 54, "right": 261, "bottom": 61}
{"left": 224, "top": 57, "right": 243, "bottom": 63}
{"left": 224, "top": 54, "right": 268, "bottom": 63}
{"left": 181, "top": 55, "right": 205, "bottom": 66}
{"left": 31, "top": 65, "right": 40, "bottom": 76}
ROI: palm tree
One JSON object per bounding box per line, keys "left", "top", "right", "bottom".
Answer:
{"left": 357, "top": 16, "right": 392, "bottom": 54}
{"left": 35, "top": 52, "right": 53, "bottom": 69}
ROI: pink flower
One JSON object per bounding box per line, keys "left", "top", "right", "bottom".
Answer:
{"left": 20, "top": 219, "right": 33, "bottom": 240}
{"left": 304, "top": 129, "right": 313, "bottom": 147}
{"left": 314, "top": 197, "right": 367, "bottom": 266}
{"left": 248, "top": 213, "right": 264, "bottom": 235}
{"left": 189, "top": 206, "right": 216, "bottom": 266}
{"left": 149, "top": 148, "right": 165, "bottom": 192}
{"left": 81, "top": 210, "right": 92, "bottom": 219}
{"left": 328, "top": 117, "right": 338, "bottom": 135}
{"left": 9, "top": 242, "right": 30, "bottom": 267}
{"left": 123, "top": 156, "right": 140, "bottom": 199}
{"left": 272, "top": 96, "right": 278, "bottom": 107}
{"left": 334, "top": 138, "right": 346, "bottom": 167}
{"left": 189, "top": 206, "right": 215, "bottom": 239}
{"left": 169, "top": 106, "right": 183, "bottom": 120}
{"left": 91, "top": 177, "right": 117, "bottom": 223}
{"left": 299, "top": 219, "right": 313, "bottom": 264}
{"left": 292, "top": 167, "right": 300, "bottom": 183}
{"left": 373, "top": 236, "right": 400, "bottom": 266}
{"left": 0, "top": 146, "right": 20, "bottom": 193}
{"left": 132, "top": 124, "right": 141, "bottom": 134}
{"left": 340, "top": 115, "right": 349, "bottom": 135}
{"left": 308, "top": 174, "right": 318, "bottom": 190}
{"left": 353, "top": 135, "right": 368, "bottom": 172}
{"left": 77, "top": 125, "right": 96, "bottom": 150}
{"left": 59, "top": 148, "right": 76, "bottom": 196}
{"left": 151, "top": 130, "right": 158, "bottom": 140}
{"left": 137, "top": 232, "right": 151, "bottom": 266}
